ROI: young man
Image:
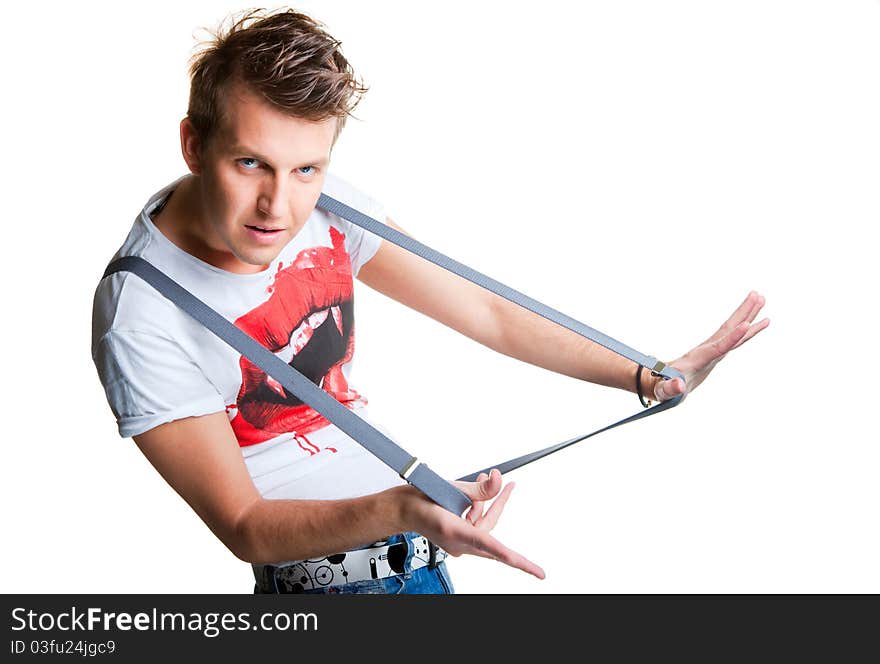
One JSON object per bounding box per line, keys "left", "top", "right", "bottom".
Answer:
{"left": 91, "top": 9, "right": 768, "bottom": 594}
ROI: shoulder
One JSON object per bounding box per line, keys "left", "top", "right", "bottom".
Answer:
{"left": 310, "top": 173, "right": 388, "bottom": 275}
{"left": 91, "top": 176, "right": 204, "bottom": 354}
{"left": 93, "top": 218, "right": 166, "bottom": 332}
{"left": 320, "top": 172, "right": 387, "bottom": 224}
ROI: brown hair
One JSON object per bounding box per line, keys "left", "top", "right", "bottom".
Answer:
{"left": 187, "top": 7, "right": 368, "bottom": 150}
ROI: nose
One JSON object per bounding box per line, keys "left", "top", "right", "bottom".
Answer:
{"left": 257, "top": 175, "right": 288, "bottom": 220}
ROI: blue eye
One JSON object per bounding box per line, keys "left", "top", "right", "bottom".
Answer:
{"left": 238, "top": 158, "right": 260, "bottom": 169}
{"left": 298, "top": 166, "right": 315, "bottom": 175}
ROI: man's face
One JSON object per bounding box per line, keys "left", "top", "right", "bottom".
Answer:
{"left": 191, "top": 82, "right": 336, "bottom": 273}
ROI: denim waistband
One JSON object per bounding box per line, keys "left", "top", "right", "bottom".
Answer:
{"left": 252, "top": 532, "right": 445, "bottom": 593}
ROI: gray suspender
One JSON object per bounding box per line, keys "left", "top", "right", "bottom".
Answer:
{"left": 313, "top": 194, "right": 686, "bottom": 482}
{"left": 102, "top": 193, "right": 684, "bottom": 516}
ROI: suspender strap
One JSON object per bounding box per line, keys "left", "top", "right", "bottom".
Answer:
{"left": 318, "top": 195, "right": 671, "bottom": 372}
{"left": 456, "top": 394, "right": 680, "bottom": 482}
{"left": 314, "top": 194, "right": 685, "bottom": 482}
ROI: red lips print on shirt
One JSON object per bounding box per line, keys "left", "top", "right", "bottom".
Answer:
{"left": 229, "top": 226, "right": 367, "bottom": 447}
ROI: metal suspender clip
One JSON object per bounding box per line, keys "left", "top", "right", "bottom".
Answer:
{"left": 400, "top": 456, "right": 420, "bottom": 481}
{"left": 428, "top": 540, "right": 440, "bottom": 569}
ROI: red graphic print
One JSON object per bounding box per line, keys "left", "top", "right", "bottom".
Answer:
{"left": 230, "top": 226, "right": 366, "bottom": 448}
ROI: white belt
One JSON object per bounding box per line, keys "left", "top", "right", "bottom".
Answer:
{"left": 253, "top": 534, "right": 447, "bottom": 593}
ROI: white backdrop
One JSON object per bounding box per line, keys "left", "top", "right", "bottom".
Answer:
{"left": 1, "top": 0, "right": 877, "bottom": 594}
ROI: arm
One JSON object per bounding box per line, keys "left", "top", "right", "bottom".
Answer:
{"left": 356, "top": 217, "right": 653, "bottom": 392}
{"left": 133, "top": 411, "right": 401, "bottom": 564}
{"left": 133, "top": 411, "right": 544, "bottom": 577}
{"left": 357, "top": 218, "right": 770, "bottom": 402}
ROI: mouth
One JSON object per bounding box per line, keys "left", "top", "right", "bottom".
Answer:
{"left": 245, "top": 224, "right": 286, "bottom": 245}
{"left": 261, "top": 305, "right": 345, "bottom": 399}
{"left": 237, "top": 301, "right": 349, "bottom": 431}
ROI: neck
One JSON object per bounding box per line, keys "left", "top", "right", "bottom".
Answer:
{"left": 151, "top": 174, "right": 196, "bottom": 240}
{"left": 152, "top": 175, "right": 270, "bottom": 274}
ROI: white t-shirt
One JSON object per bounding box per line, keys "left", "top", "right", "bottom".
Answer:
{"left": 92, "top": 173, "right": 406, "bottom": 500}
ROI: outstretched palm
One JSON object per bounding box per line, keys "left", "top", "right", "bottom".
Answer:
{"left": 653, "top": 291, "right": 770, "bottom": 402}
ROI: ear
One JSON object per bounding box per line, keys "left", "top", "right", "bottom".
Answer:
{"left": 180, "top": 117, "right": 204, "bottom": 175}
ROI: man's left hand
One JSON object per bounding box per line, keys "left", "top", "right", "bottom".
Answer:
{"left": 651, "top": 290, "right": 770, "bottom": 403}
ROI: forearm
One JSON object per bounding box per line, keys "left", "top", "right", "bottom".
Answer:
{"left": 488, "top": 294, "right": 657, "bottom": 398}
{"left": 235, "top": 485, "right": 411, "bottom": 564}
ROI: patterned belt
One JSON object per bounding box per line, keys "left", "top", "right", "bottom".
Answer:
{"left": 253, "top": 533, "right": 447, "bottom": 593}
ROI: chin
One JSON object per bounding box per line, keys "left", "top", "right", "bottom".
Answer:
{"left": 241, "top": 249, "right": 284, "bottom": 267}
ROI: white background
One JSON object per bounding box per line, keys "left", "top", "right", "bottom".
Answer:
{"left": 1, "top": 0, "right": 877, "bottom": 594}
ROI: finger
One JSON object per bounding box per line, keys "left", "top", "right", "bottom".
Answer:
{"left": 705, "top": 291, "right": 759, "bottom": 344}
{"left": 475, "top": 481, "right": 515, "bottom": 531}
{"left": 692, "top": 321, "right": 749, "bottom": 367}
{"left": 720, "top": 291, "right": 758, "bottom": 331}
{"left": 655, "top": 376, "right": 687, "bottom": 401}
{"left": 455, "top": 468, "right": 503, "bottom": 502}
{"left": 482, "top": 468, "right": 502, "bottom": 498}
{"left": 440, "top": 511, "right": 546, "bottom": 578}
{"left": 466, "top": 529, "right": 545, "bottom": 579}
{"left": 466, "top": 473, "right": 489, "bottom": 525}
{"left": 465, "top": 503, "right": 483, "bottom": 525}
{"left": 744, "top": 295, "right": 766, "bottom": 325}
{"left": 731, "top": 317, "right": 770, "bottom": 350}
{"left": 720, "top": 321, "right": 750, "bottom": 353}
{"left": 712, "top": 311, "right": 770, "bottom": 360}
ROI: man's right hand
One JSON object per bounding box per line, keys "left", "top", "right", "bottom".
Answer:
{"left": 394, "top": 469, "right": 546, "bottom": 580}
{"left": 133, "top": 411, "right": 544, "bottom": 579}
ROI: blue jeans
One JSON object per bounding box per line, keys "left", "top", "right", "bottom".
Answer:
{"left": 253, "top": 532, "right": 455, "bottom": 595}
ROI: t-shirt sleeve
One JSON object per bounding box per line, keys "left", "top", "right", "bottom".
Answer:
{"left": 93, "top": 329, "right": 226, "bottom": 438}
{"left": 323, "top": 174, "right": 386, "bottom": 277}
{"left": 349, "top": 206, "right": 385, "bottom": 277}
{"left": 344, "top": 196, "right": 385, "bottom": 278}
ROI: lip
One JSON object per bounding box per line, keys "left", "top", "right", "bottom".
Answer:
{"left": 245, "top": 225, "right": 286, "bottom": 245}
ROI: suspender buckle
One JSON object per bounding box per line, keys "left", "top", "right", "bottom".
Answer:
{"left": 428, "top": 540, "right": 440, "bottom": 569}
{"left": 400, "top": 456, "right": 420, "bottom": 480}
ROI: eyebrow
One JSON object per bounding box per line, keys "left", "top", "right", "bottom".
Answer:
{"left": 229, "top": 144, "right": 329, "bottom": 168}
